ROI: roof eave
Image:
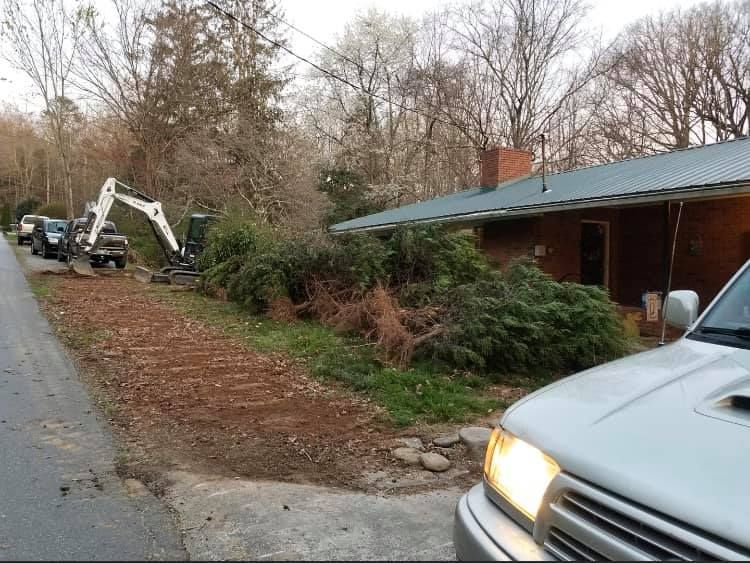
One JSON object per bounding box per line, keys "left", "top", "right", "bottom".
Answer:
{"left": 330, "top": 180, "right": 750, "bottom": 235}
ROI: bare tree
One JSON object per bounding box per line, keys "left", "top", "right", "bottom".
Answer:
{"left": 605, "top": 10, "right": 705, "bottom": 150}
{"left": 2, "top": 0, "right": 88, "bottom": 218}
{"left": 451, "top": 0, "right": 600, "bottom": 151}
{"left": 693, "top": 1, "right": 750, "bottom": 140}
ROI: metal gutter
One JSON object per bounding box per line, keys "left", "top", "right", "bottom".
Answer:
{"left": 330, "top": 181, "right": 750, "bottom": 235}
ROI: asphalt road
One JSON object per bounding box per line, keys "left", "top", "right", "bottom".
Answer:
{"left": 0, "top": 235, "right": 185, "bottom": 560}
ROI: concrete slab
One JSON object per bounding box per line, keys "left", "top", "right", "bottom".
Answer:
{"left": 165, "top": 471, "right": 460, "bottom": 561}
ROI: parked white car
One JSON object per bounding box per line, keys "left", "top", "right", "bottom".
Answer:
{"left": 16, "top": 214, "right": 49, "bottom": 245}
{"left": 454, "top": 264, "right": 750, "bottom": 560}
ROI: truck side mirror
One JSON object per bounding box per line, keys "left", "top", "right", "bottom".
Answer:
{"left": 664, "top": 290, "right": 699, "bottom": 329}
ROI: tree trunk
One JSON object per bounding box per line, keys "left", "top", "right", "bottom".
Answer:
{"left": 46, "top": 149, "right": 50, "bottom": 204}
{"left": 62, "top": 153, "right": 74, "bottom": 220}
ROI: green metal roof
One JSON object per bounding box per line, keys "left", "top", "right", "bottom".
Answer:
{"left": 330, "top": 137, "right": 750, "bottom": 234}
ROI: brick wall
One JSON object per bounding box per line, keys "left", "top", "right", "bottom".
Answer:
{"left": 478, "top": 196, "right": 750, "bottom": 310}
{"left": 671, "top": 197, "right": 750, "bottom": 307}
{"left": 480, "top": 147, "right": 533, "bottom": 187}
{"left": 481, "top": 209, "right": 621, "bottom": 296}
{"left": 480, "top": 218, "right": 537, "bottom": 265}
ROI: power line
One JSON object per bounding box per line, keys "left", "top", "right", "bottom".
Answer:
{"left": 205, "top": 0, "right": 487, "bottom": 141}
{"left": 237, "top": 0, "right": 368, "bottom": 77}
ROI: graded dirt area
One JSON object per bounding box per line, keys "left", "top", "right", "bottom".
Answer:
{"left": 37, "top": 270, "right": 489, "bottom": 492}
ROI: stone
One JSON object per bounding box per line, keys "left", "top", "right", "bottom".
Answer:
{"left": 459, "top": 426, "right": 492, "bottom": 453}
{"left": 392, "top": 447, "right": 422, "bottom": 466}
{"left": 432, "top": 434, "right": 460, "bottom": 448}
{"left": 397, "top": 437, "right": 424, "bottom": 450}
{"left": 123, "top": 478, "right": 149, "bottom": 497}
{"left": 419, "top": 452, "right": 451, "bottom": 472}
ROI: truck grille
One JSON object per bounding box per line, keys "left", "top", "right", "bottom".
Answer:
{"left": 538, "top": 475, "right": 749, "bottom": 561}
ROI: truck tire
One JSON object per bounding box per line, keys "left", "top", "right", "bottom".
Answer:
{"left": 114, "top": 256, "right": 127, "bottom": 269}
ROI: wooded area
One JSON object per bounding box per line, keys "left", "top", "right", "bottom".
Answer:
{"left": 1, "top": 0, "right": 749, "bottom": 225}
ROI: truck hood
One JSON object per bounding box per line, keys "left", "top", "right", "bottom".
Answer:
{"left": 502, "top": 338, "right": 750, "bottom": 549}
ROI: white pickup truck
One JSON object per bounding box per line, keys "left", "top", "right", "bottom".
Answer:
{"left": 454, "top": 264, "right": 750, "bottom": 560}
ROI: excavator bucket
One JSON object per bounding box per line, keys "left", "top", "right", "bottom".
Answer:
{"left": 134, "top": 266, "right": 155, "bottom": 283}
{"left": 71, "top": 256, "right": 96, "bottom": 277}
{"left": 134, "top": 266, "right": 170, "bottom": 284}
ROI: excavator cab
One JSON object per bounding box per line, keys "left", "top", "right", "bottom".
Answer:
{"left": 182, "top": 214, "right": 218, "bottom": 263}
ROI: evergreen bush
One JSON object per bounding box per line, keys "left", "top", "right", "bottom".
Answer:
{"left": 0, "top": 204, "right": 11, "bottom": 231}
{"left": 428, "top": 260, "right": 627, "bottom": 373}
{"left": 14, "top": 198, "right": 40, "bottom": 221}
{"left": 36, "top": 202, "right": 68, "bottom": 219}
{"left": 197, "top": 219, "right": 628, "bottom": 376}
{"left": 196, "top": 217, "right": 267, "bottom": 271}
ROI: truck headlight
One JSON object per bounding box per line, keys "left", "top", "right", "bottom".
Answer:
{"left": 484, "top": 429, "right": 560, "bottom": 521}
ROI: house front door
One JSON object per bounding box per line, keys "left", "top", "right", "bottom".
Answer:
{"left": 580, "top": 221, "right": 609, "bottom": 286}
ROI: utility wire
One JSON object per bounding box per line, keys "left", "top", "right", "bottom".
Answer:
{"left": 206, "top": 0, "right": 486, "bottom": 140}
{"left": 236, "top": 0, "right": 369, "bottom": 76}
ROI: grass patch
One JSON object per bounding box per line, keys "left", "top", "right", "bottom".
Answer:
{"left": 58, "top": 327, "right": 111, "bottom": 350}
{"left": 28, "top": 276, "right": 51, "bottom": 299}
{"left": 150, "top": 286, "right": 503, "bottom": 426}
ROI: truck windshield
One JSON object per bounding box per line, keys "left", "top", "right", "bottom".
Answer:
{"left": 46, "top": 220, "right": 67, "bottom": 233}
{"left": 691, "top": 267, "right": 750, "bottom": 347}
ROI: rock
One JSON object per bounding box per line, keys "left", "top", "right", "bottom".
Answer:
{"left": 397, "top": 437, "right": 424, "bottom": 450}
{"left": 459, "top": 426, "right": 492, "bottom": 454}
{"left": 123, "top": 478, "right": 149, "bottom": 497}
{"left": 392, "top": 447, "right": 422, "bottom": 466}
{"left": 433, "top": 434, "right": 460, "bottom": 448}
{"left": 419, "top": 452, "right": 451, "bottom": 472}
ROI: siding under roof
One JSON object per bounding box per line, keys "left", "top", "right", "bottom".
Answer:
{"left": 330, "top": 137, "right": 750, "bottom": 234}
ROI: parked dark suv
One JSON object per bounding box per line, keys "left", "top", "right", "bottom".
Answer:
{"left": 58, "top": 218, "right": 129, "bottom": 268}
{"left": 30, "top": 218, "right": 68, "bottom": 258}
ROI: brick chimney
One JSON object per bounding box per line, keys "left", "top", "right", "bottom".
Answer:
{"left": 480, "top": 147, "right": 533, "bottom": 187}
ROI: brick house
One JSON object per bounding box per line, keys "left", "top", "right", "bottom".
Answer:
{"left": 330, "top": 138, "right": 750, "bottom": 311}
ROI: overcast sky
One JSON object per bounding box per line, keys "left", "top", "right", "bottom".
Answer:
{"left": 0, "top": 0, "right": 705, "bottom": 113}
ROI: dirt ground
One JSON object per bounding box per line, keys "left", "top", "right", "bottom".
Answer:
{"left": 37, "top": 270, "right": 508, "bottom": 493}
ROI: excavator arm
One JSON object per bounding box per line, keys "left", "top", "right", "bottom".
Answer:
{"left": 72, "top": 178, "right": 198, "bottom": 283}
{"left": 78, "top": 177, "right": 181, "bottom": 260}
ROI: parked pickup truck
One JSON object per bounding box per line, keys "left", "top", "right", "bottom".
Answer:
{"left": 59, "top": 218, "right": 128, "bottom": 269}
{"left": 454, "top": 264, "right": 750, "bottom": 561}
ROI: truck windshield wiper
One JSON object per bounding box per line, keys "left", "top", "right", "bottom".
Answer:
{"left": 697, "top": 325, "right": 750, "bottom": 340}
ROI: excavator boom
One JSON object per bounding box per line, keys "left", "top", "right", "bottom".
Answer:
{"left": 72, "top": 178, "right": 193, "bottom": 282}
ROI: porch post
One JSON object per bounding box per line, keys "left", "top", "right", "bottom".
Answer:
{"left": 662, "top": 201, "right": 671, "bottom": 296}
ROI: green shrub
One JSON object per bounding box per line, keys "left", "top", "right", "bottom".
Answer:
{"left": 427, "top": 260, "right": 627, "bottom": 374}
{"left": 15, "top": 198, "right": 40, "bottom": 221}
{"left": 36, "top": 202, "right": 68, "bottom": 219}
{"left": 0, "top": 204, "right": 11, "bottom": 231}
{"left": 196, "top": 217, "right": 266, "bottom": 271}
{"left": 385, "top": 226, "right": 492, "bottom": 304}
{"left": 197, "top": 218, "right": 628, "bottom": 377}
{"left": 226, "top": 244, "right": 291, "bottom": 312}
